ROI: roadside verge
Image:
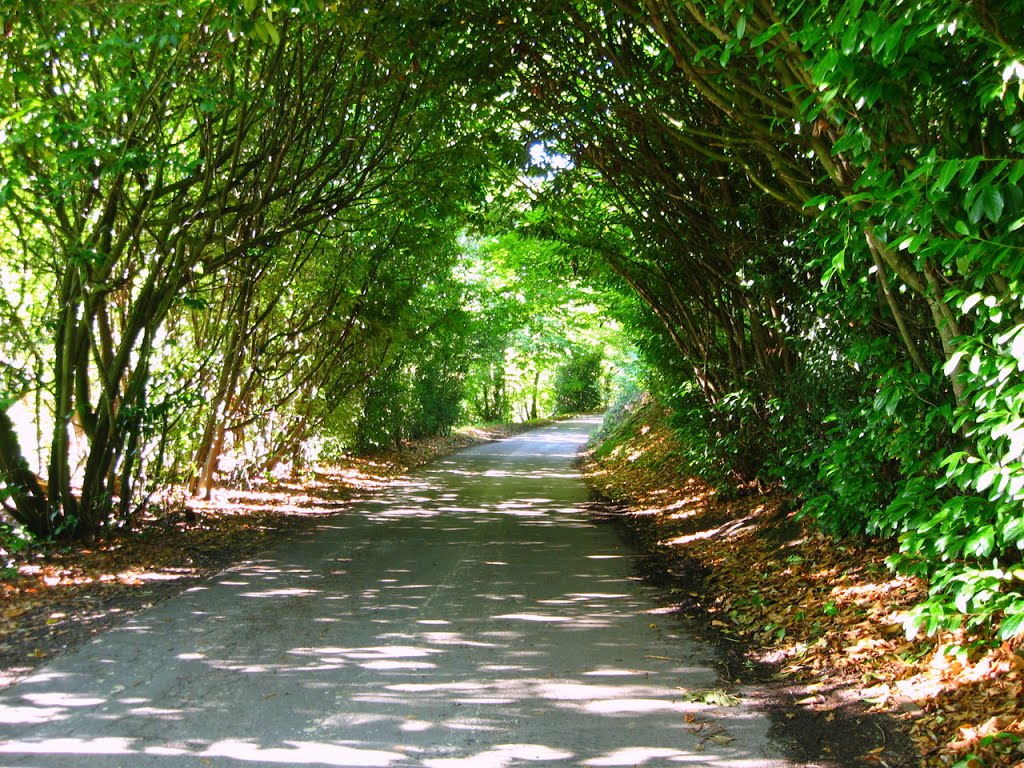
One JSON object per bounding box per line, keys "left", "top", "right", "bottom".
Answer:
{"left": 580, "top": 396, "right": 1023, "bottom": 768}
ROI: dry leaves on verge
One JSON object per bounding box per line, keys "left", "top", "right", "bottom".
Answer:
{"left": 582, "top": 402, "right": 1024, "bottom": 768}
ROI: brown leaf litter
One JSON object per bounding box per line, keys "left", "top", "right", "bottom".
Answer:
{"left": 581, "top": 399, "right": 1024, "bottom": 768}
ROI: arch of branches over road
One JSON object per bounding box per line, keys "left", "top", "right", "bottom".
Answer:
{"left": 1, "top": 0, "right": 1023, "bottom": 639}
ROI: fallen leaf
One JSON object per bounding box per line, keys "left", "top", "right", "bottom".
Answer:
{"left": 683, "top": 688, "right": 742, "bottom": 707}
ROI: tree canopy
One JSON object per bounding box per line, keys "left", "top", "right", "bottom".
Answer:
{"left": 2, "top": 0, "right": 1024, "bottom": 640}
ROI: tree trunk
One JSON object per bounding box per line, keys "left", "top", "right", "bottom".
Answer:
{"left": 0, "top": 409, "right": 52, "bottom": 538}
{"left": 48, "top": 269, "right": 85, "bottom": 532}
{"left": 530, "top": 369, "right": 540, "bottom": 420}
{"left": 190, "top": 275, "right": 255, "bottom": 498}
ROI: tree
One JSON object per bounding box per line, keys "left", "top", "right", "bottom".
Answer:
{"left": 0, "top": 1, "right": 518, "bottom": 535}
{"left": 498, "top": 0, "right": 1024, "bottom": 637}
{"left": 553, "top": 349, "right": 605, "bottom": 414}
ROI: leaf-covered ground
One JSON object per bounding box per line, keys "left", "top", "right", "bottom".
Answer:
{"left": 581, "top": 397, "right": 1024, "bottom": 768}
{"left": 0, "top": 423, "right": 544, "bottom": 689}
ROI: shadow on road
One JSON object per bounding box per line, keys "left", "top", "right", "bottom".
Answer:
{"left": 0, "top": 419, "right": 790, "bottom": 767}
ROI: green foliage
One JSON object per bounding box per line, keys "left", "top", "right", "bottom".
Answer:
{"left": 409, "top": 353, "right": 468, "bottom": 440}
{"left": 355, "top": 364, "right": 413, "bottom": 453}
{"left": 501, "top": 0, "right": 1024, "bottom": 640}
{"left": 589, "top": 381, "right": 644, "bottom": 457}
{"left": 2, "top": 0, "right": 1023, "bottom": 642}
{"left": 659, "top": 385, "right": 738, "bottom": 487}
{"left": 645, "top": 382, "right": 776, "bottom": 491}
{"left": 0, "top": 521, "right": 30, "bottom": 579}
{"left": 552, "top": 348, "right": 604, "bottom": 414}
{"left": 457, "top": 234, "right": 630, "bottom": 424}
{"left": 784, "top": 0, "right": 1024, "bottom": 638}
{"left": 0, "top": 0, "right": 526, "bottom": 532}
{"left": 410, "top": 370, "right": 463, "bottom": 439}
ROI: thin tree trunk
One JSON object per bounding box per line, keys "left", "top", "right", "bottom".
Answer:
{"left": 190, "top": 284, "right": 252, "bottom": 498}
{"left": 48, "top": 269, "right": 84, "bottom": 530}
{"left": 530, "top": 369, "right": 540, "bottom": 420}
{"left": 0, "top": 409, "right": 51, "bottom": 537}
{"left": 867, "top": 238, "right": 930, "bottom": 375}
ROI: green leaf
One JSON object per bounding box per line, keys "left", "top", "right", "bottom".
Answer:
{"left": 977, "top": 468, "right": 999, "bottom": 493}
{"left": 812, "top": 49, "right": 840, "bottom": 84}
{"left": 998, "top": 611, "right": 1024, "bottom": 640}
{"left": 940, "top": 450, "right": 969, "bottom": 470}
{"left": 750, "top": 23, "right": 782, "bottom": 47}
{"left": 1003, "top": 516, "right": 1024, "bottom": 545}
{"left": 253, "top": 17, "right": 280, "bottom": 45}
{"left": 970, "top": 187, "right": 1004, "bottom": 224}
{"left": 958, "top": 156, "right": 982, "bottom": 187}
{"left": 965, "top": 526, "right": 995, "bottom": 557}
{"left": 961, "top": 293, "right": 984, "bottom": 313}
{"left": 265, "top": 20, "right": 280, "bottom": 46}
{"left": 943, "top": 350, "right": 966, "bottom": 376}
{"left": 932, "top": 160, "right": 960, "bottom": 194}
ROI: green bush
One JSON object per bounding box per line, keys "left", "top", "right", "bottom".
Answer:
{"left": 354, "top": 364, "right": 411, "bottom": 452}
{"left": 409, "top": 357, "right": 465, "bottom": 439}
{"left": 553, "top": 349, "right": 604, "bottom": 414}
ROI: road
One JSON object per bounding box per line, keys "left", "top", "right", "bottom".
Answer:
{"left": 0, "top": 418, "right": 792, "bottom": 767}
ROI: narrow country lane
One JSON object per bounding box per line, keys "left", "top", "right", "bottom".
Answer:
{"left": 0, "top": 418, "right": 792, "bottom": 768}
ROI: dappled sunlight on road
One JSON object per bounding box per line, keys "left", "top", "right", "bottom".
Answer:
{"left": 0, "top": 419, "right": 788, "bottom": 768}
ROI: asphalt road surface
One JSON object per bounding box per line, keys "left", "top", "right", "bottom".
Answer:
{"left": 0, "top": 418, "right": 793, "bottom": 767}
